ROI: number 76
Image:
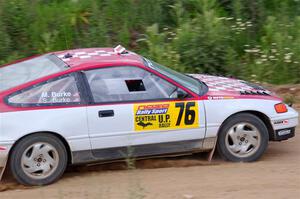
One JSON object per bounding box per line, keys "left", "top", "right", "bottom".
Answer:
{"left": 175, "top": 102, "right": 196, "bottom": 126}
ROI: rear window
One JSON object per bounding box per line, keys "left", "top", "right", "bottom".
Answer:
{"left": 0, "top": 54, "right": 68, "bottom": 92}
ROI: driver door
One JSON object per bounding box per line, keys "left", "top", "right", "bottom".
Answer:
{"left": 84, "top": 66, "right": 206, "bottom": 159}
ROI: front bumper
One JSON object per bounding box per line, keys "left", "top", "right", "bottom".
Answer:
{"left": 273, "top": 127, "right": 295, "bottom": 141}
{"left": 270, "top": 106, "right": 298, "bottom": 141}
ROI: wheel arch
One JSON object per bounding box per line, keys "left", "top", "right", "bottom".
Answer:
{"left": 218, "top": 110, "right": 274, "bottom": 140}
{"left": 9, "top": 131, "right": 73, "bottom": 164}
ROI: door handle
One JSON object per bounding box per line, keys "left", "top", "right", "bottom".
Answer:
{"left": 98, "top": 110, "right": 114, "bottom": 118}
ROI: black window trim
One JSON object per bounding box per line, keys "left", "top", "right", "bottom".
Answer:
{"left": 80, "top": 65, "right": 194, "bottom": 105}
{"left": 5, "top": 72, "right": 86, "bottom": 107}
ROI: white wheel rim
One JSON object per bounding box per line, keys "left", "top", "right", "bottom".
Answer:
{"left": 225, "top": 122, "right": 261, "bottom": 158}
{"left": 21, "top": 142, "right": 59, "bottom": 180}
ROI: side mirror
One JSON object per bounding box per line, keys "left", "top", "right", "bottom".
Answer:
{"left": 177, "top": 88, "right": 188, "bottom": 99}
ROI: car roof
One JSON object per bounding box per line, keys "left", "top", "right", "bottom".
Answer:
{"left": 53, "top": 48, "right": 145, "bottom": 69}
{"left": 0, "top": 47, "right": 146, "bottom": 95}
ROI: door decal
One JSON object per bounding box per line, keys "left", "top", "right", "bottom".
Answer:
{"left": 134, "top": 101, "right": 199, "bottom": 131}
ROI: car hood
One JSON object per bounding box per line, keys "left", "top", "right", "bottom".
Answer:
{"left": 190, "top": 74, "right": 280, "bottom": 100}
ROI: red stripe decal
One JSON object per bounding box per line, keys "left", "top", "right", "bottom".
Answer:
{"left": 0, "top": 146, "right": 7, "bottom": 151}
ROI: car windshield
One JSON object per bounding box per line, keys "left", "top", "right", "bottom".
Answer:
{"left": 0, "top": 54, "right": 68, "bottom": 92}
{"left": 143, "top": 58, "right": 206, "bottom": 95}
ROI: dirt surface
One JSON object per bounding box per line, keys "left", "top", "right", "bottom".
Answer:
{"left": 0, "top": 91, "right": 299, "bottom": 199}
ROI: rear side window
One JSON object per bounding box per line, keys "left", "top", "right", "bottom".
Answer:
{"left": 84, "top": 66, "right": 178, "bottom": 103}
{"left": 0, "top": 54, "right": 68, "bottom": 92}
{"left": 7, "top": 75, "right": 81, "bottom": 106}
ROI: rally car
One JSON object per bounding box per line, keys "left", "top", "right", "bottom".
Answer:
{"left": 0, "top": 45, "right": 298, "bottom": 186}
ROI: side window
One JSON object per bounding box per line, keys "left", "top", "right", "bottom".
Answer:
{"left": 8, "top": 75, "right": 81, "bottom": 106}
{"left": 85, "top": 66, "right": 182, "bottom": 103}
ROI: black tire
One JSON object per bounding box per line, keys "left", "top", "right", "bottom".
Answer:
{"left": 217, "top": 113, "right": 269, "bottom": 162}
{"left": 9, "top": 133, "right": 68, "bottom": 186}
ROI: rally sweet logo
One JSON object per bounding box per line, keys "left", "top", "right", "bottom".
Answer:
{"left": 134, "top": 101, "right": 199, "bottom": 131}
{"left": 135, "top": 104, "right": 171, "bottom": 129}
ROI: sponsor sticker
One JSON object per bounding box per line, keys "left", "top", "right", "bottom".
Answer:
{"left": 274, "top": 120, "right": 289, "bottom": 125}
{"left": 278, "top": 129, "right": 291, "bottom": 136}
{"left": 207, "top": 96, "right": 234, "bottom": 100}
{"left": 134, "top": 101, "right": 199, "bottom": 131}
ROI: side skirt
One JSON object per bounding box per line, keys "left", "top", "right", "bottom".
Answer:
{"left": 72, "top": 139, "right": 214, "bottom": 165}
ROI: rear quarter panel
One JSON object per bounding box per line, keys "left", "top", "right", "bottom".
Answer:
{"left": 0, "top": 107, "right": 90, "bottom": 152}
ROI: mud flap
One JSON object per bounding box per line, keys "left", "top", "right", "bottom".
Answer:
{"left": 0, "top": 160, "right": 7, "bottom": 181}
{"left": 207, "top": 136, "right": 217, "bottom": 162}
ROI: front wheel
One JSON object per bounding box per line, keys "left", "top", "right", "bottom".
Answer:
{"left": 217, "top": 113, "right": 269, "bottom": 162}
{"left": 9, "top": 133, "right": 68, "bottom": 185}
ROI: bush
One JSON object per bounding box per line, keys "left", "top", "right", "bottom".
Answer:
{"left": 0, "top": 0, "right": 299, "bottom": 84}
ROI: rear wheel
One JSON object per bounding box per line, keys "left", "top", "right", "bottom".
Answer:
{"left": 10, "top": 133, "right": 68, "bottom": 185}
{"left": 217, "top": 113, "right": 269, "bottom": 162}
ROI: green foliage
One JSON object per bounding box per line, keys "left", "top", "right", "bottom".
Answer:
{"left": 0, "top": 20, "right": 11, "bottom": 62}
{"left": 137, "top": 24, "right": 182, "bottom": 71}
{"left": 0, "top": 0, "right": 299, "bottom": 84}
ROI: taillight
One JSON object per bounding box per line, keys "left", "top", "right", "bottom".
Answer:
{"left": 274, "top": 103, "right": 288, "bottom": 113}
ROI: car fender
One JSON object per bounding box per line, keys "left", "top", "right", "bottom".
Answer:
{"left": 203, "top": 99, "right": 282, "bottom": 138}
